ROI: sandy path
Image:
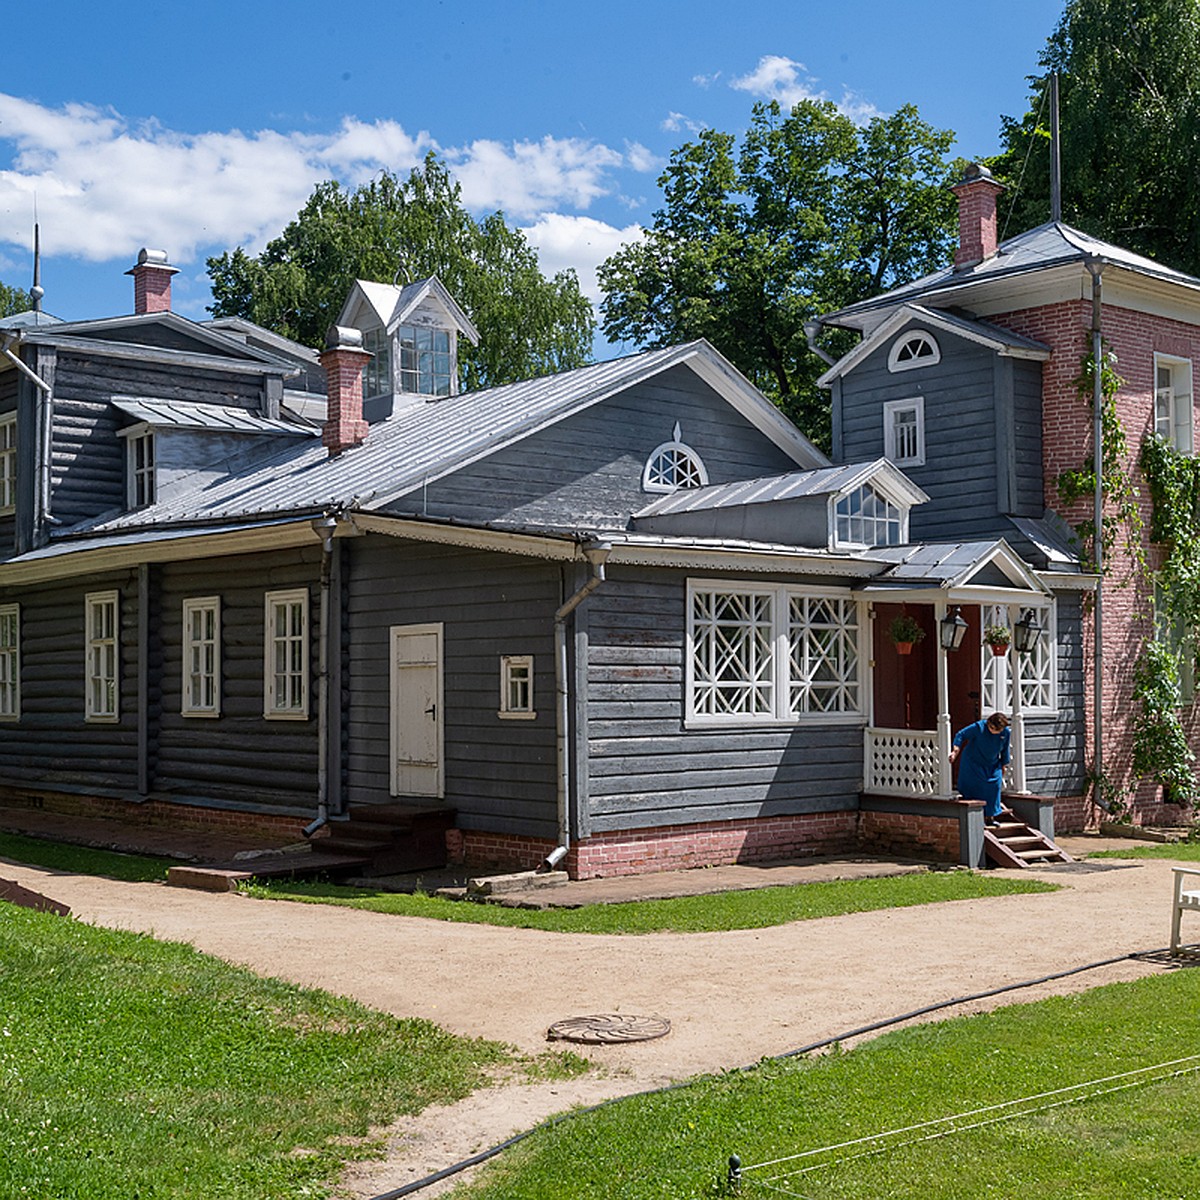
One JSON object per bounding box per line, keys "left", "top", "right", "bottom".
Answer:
{"left": 1, "top": 853, "right": 1182, "bottom": 1196}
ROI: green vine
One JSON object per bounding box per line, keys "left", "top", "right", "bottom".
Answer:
{"left": 1140, "top": 434, "right": 1200, "bottom": 630}
{"left": 1131, "top": 639, "right": 1199, "bottom": 809}
{"left": 1055, "top": 340, "right": 1145, "bottom": 576}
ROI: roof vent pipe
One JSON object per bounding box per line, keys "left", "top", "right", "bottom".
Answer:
{"left": 951, "top": 164, "right": 1005, "bottom": 272}
{"left": 126, "top": 248, "right": 178, "bottom": 315}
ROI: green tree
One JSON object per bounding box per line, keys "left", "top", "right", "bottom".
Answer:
{"left": 207, "top": 154, "right": 594, "bottom": 391}
{"left": 992, "top": 0, "right": 1200, "bottom": 273}
{"left": 0, "top": 280, "right": 30, "bottom": 317}
{"left": 598, "top": 100, "right": 957, "bottom": 447}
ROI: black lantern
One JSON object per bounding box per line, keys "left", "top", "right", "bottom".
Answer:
{"left": 940, "top": 605, "right": 968, "bottom": 651}
{"left": 1014, "top": 608, "right": 1043, "bottom": 654}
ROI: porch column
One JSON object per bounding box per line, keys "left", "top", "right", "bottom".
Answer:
{"left": 935, "top": 601, "right": 953, "bottom": 796}
{"left": 1010, "top": 628, "right": 1028, "bottom": 792}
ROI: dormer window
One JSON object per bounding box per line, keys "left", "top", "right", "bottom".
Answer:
{"left": 888, "top": 331, "right": 940, "bottom": 373}
{"left": 0, "top": 415, "right": 15, "bottom": 513}
{"left": 362, "top": 326, "right": 392, "bottom": 398}
{"left": 126, "top": 429, "right": 156, "bottom": 509}
{"left": 834, "top": 483, "right": 904, "bottom": 547}
{"left": 643, "top": 423, "right": 708, "bottom": 493}
{"left": 399, "top": 324, "right": 453, "bottom": 396}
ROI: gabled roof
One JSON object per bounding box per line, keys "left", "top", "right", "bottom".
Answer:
{"left": 82, "top": 339, "right": 827, "bottom": 532}
{"left": 822, "top": 222, "right": 1200, "bottom": 334}
{"left": 816, "top": 304, "right": 1050, "bottom": 387}
{"left": 338, "top": 276, "right": 481, "bottom": 345}
{"left": 861, "top": 538, "right": 1049, "bottom": 597}
{"left": 634, "top": 458, "right": 929, "bottom": 519}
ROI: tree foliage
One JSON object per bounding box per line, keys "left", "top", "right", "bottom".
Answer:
{"left": 207, "top": 154, "right": 595, "bottom": 391}
{"left": 0, "top": 280, "right": 30, "bottom": 318}
{"left": 598, "top": 100, "right": 958, "bottom": 447}
{"left": 992, "top": 0, "right": 1200, "bottom": 273}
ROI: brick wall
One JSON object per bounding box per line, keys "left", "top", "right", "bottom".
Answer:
{"left": 858, "top": 809, "right": 960, "bottom": 862}
{"left": 993, "top": 298, "right": 1200, "bottom": 824}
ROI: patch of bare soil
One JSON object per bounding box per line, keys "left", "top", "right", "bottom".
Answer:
{"left": 0, "top": 848, "right": 1176, "bottom": 1198}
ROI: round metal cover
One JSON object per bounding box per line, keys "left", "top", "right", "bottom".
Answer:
{"left": 546, "top": 1013, "right": 671, "bottom": 1044}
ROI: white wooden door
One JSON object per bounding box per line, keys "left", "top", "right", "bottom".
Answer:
{"left": 389, "top": 623, "right": 444, "bottom": 798}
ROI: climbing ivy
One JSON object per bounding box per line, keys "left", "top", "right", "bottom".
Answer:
{"left": 1140, "top": 433, "right": 1200, "bottom": 630}
{"left": 1131, "top": 639, "right": 1199, "bottom": 809}
{"left": 1055, "top": 340, "right": 1144, "bottom": 575}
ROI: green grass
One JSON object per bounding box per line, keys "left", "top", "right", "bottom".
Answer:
{"left": 0, "top": 830, "right": 177, "bottom": 882}
{"left": 0, "top": 904, "right": 577, "bottom": 1200}
{"left": 1088, "top": 841, "right": 1200, "bottom": 861}
{"left": 243, "top": 871, "right": 1057, "bottom": 933}
{"left": 449, "top": 967, "right": 1200, "bottom": 1199}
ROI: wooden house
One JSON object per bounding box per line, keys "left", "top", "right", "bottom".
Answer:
{"left": 0, "top": 237, "right": 1088, "bottom": 879}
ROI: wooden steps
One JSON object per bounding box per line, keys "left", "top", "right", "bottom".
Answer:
{"left": 984, "top": 810, "right": 1073, "bottom": 869}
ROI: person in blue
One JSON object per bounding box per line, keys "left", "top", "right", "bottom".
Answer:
{"left": 949, "top": 712, "right": 1011, "bottom": 826}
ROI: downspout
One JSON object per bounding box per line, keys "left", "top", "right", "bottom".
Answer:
{"left": 0, "top": 335, "right": 52, "bottom": 394}
{"left": 304, "top": 513, "right": 339, "bottom": 838}
{"left": 1084, "top": 257, "right": 1110, "bottom": 810}
{"left": 1, "top": 334, "right": 54, "bottom": 547}
{"left": 546, "top": 540, "right": 611, "bottom": 871}
{"left": 803, "top": 319, "right": 837, "bottom": 367}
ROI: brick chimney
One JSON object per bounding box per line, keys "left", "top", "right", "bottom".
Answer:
{"left": 320, "top": 326, "right": 371, "bottom": 455}
{"left": 126, "top": 248, "right": 178, "bottom": 314}
{"left": 951, "top": 163, "right": 1005, "bottom": 271}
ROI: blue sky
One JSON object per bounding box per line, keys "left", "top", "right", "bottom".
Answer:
{"left": 2, "top": 0, "right": 1065, "bottom": 333}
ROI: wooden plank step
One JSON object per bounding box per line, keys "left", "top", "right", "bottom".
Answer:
{"left": 319, "top": 835, "right": 396, "bottom": 855}
{"left": 1017, "top": 848, "right": 1069, "bottom": 862}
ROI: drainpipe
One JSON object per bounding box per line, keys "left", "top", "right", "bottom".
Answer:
{"left": 0, "top": 334, "right": 52, "bottom": 395}
{"left": 1084, "top": 257, "right": 1109, "bottom": 810}
{"left": 304, "top": 513, "right": 339, "bottom": 838}
{"left": 546, "top": 540, "right": 611, "bottom": 871}
{"left": 803, "top": 319, "right": 837, "bottom": 367}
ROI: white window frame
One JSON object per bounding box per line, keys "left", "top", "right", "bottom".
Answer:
{"left": 1154, "top": 353, "right": 1193, "bottom": 453}
{"left": 362, "top": 324, "right": 392, "bottom": 398}
{"left": 883, "top": 396, "right": 925, "bottom": 467}
{"left": 0, "top": 414, "right": 15, "bottom": 514}
{"left": 643, "top": 422, "right": 709, "bottom": 493}
{"left": 499, "top": 654, "right": 536, "bottom": 720}
{"left": 263, "top": 588, "right": 309, "bottom": 719}
{"left": 887, "top": 330, "right": 940, "bottom": 373}
{"left": 397, "top": 322, "right": 454, "bottom": 397}
{"left": 124, "top": 427, "right": 156, "bottom": 509}
{"left": 0, "top": 603, "right": 19, "bottom": 720}
{"left": 981, "top": 600, "right": 1058, "bottom": 716}
{"left": 686, "top": 580, "right": 866, "bottom": 727}
{"left": 831, "top": 484, "right": 907, "bottom": 549}
{"left": 85, "top": 590, "right": 120, "bottom": 723}
{"left": 182, "top": 596, "right": 221, "bottom": 718}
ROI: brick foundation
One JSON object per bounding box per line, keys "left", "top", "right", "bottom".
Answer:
{"left": 858, "top": 809, "right": 960, "bottom": 861}
{"left": 0, "top": 786, "right": 312, "bottom": 843}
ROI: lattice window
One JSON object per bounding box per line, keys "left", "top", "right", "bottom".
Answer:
{"left": 887, "top": 330, "right": 940, "bottom": 373}
{"left": 690, "top": 589, "right": 775, "bottom": 717}
{"left": 643, "top": 422, "right": 708, "bottom": 493}
{"left": 982, "top": 602, "right": 1056, "bottom": 715}
{"left": 834, "top": 484, "right": 904, "bottom": 547}
{"left": 788, "top": 595, "right": 860, "bottom": 714}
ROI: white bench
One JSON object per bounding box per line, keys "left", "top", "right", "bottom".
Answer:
{"left": 1170, "top": 866, "right": 1200, "bottom": 954}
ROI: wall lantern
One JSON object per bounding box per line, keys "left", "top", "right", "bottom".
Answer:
{"left": 1014, "top": 608, "right": 1043, "bottom": 654}
{"left": 940, "top": 605, "right": 968, "bottom": 652}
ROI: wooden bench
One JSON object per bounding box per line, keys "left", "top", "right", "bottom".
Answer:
{"left": 1169, "top": 866, "right": 1200, "bottom": 955}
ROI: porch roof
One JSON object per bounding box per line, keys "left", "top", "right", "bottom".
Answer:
{"left": 856, "top": 538, "right": 1050, "bottom": 601}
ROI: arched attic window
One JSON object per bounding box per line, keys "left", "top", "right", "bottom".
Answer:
{"left": 643, "top": 423, "right": 709, "bottom": 493}
{"left": 887, "top": 330, "right": 940, "bottom": 373}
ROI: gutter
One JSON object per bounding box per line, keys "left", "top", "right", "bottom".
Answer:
{"left": 545, "top": 540, "right": 611, "bottom": 871}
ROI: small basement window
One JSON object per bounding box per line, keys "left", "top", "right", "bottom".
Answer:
{"left": 887, "top": 330, "right": 940, "bottom": 373}
{"left": 643, "top": 422, "right": 709, "bottom": 493}
{"left": 499, "top": 654, "right": 535, "bottom": 719}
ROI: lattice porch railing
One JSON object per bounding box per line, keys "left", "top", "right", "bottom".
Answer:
{"left": 864, "top": 727, "right": 942, "bottom": 797}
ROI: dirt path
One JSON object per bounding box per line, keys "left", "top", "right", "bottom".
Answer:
{"left": 1, "top": 850, "right": 1182, "bottom": 1196}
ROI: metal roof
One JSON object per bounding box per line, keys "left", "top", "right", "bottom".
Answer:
{"left": 111, "top": 397, "right": 316, "bottom": 437}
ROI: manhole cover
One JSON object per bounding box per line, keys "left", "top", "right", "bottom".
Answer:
{"left": 546, "top": 1013, "right": 671, "bottom": 1044}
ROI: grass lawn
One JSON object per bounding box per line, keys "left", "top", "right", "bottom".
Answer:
{"left": 1088, "top": 841, "right": 1200, "bottom": 862}
{"left": 0, "top": 905, "right": 583, "bottom": 1200}
{"left": 242, "top": 871, "right": 1058, "bottom": 934}
{"left": 0, "top": 830, "right": 176, "bottom": 882}
{"left": 449, "top": 967, "right": 1200, "bottom": 1199}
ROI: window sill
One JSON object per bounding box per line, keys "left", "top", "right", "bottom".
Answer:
{"left": 263, "top": 710, "right": 310, "bottom": 721}
{"left": 498, "top": 710, "right": 537, "bottom": 721}
{"left": 182, "top": 710, "right": 222, "bottom": 719}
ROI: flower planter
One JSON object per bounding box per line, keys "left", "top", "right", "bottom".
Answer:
{"left": 989, "top": 642, "right": 1009, "bottom": 656}
{"left": 895, "top": 641, "right": 913, "bottom": 655}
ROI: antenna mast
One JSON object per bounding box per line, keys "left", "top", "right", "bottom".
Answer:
{"left": 1049, "top": 72, "right": 1062, "bottom": 223}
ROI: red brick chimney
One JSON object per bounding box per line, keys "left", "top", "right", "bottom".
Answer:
{"left": 126, "top": 248, "right": 178, "bottom": 314}
{"left": 320, "top": 326, "right": 371, "bottom": 455}
{"left": 951, "top": 164, "right": 1005, "bottom": 271}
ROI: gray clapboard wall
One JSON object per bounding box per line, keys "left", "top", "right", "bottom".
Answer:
{"left": 396, "top": 365, "right": 801, "bottom": 529}
{"left": 838, "top": 329, "right": 1045, "bottom": 542}
{"left": 343, "top": 535, "right": 561, "bottom": 838}
{"left": 583, "top": 566, "right": 862, "bottom": 834}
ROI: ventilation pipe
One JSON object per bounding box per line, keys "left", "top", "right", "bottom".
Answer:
{"left": 126, "top": 248, "right": 178, "bottom": 314}
{"left": 547, "top": 540, "right": 612, "bottom": 871}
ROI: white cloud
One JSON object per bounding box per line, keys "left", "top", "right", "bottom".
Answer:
{"left": 0, "top": 95, "right": 642, "bottom": 269}
{"left": 661, "top": 111, "right": 705, "bottom": 135}
{"left": 521, "top": 213, "right": 642, "bottom": 305}
{"left": 624, "top": 141, "right": 661, "bottom": 174}
{"left": 730, "top": 55, "right": 882, "bottom": 124}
